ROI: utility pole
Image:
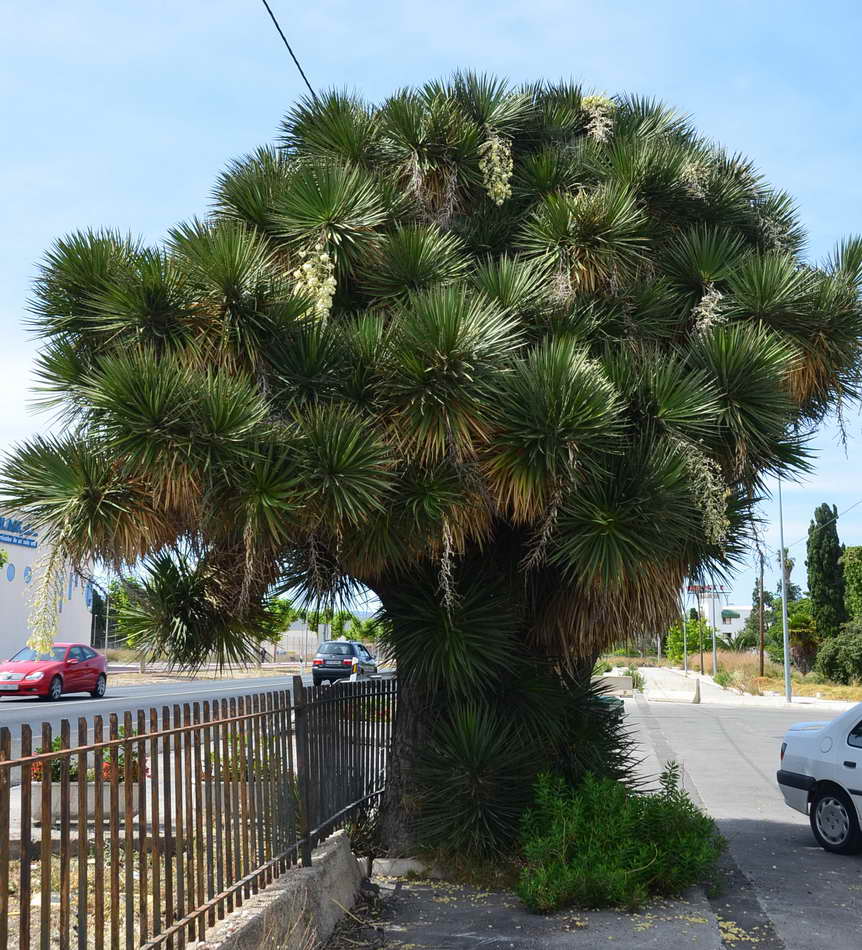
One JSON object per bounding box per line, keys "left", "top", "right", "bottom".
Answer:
{"left": 778, "top": 477, "right": 792, "bottom": 703}
{"left": 758, "top": 550, "right": 765, "bottom": 678}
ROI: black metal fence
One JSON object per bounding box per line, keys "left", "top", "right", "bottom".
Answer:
{"left": 0, "top": 675, "right": 397, "bottom": 949}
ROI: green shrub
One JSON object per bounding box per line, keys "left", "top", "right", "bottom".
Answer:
{"left": 713, "top": 670, "right": 733, "bottom": 688}
{"left": 517, "top": 766, "right": 724, "bottom": 912}
{"left": 625, "top": 665, "right": 645, "bottom": 690}
{"left": 804, "top": 670, "right": 825, "bottom": 684}
{"left": 815, "top": 625, "right": 862, "bottom": 685}
{"left": 592, "top": 659, "right": 612, "bottom": 676}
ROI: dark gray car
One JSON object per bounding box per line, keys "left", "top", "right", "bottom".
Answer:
{"left": 312, "top": 640, "right": 378, "bottom": 685}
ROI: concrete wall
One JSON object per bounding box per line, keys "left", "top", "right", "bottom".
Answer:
{"left": 188, "top": 830, "right": 362, "bottom": 950}
{"left": 271, "top": 622, "right": 328, "bottom": 661}
{"left": 0, "top": 515, "right": 93, "bottom": 660}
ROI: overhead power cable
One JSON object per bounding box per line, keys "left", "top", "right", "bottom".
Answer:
{"left": 258, "top": 0, "right": 317, "bottom": 100}
{"left": 784, "top": 496, "right": 862, "bottom": 551}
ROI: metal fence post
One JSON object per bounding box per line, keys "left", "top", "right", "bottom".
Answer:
{"left": 292, "top": 675, "right": 313, "bottom": 867}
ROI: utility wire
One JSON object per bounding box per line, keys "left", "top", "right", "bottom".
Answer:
{"left": 784, "top": 496, "right": 862, "bottom": 551}
{"left": 258, "top": 0, "right": 317, "bottom": 100}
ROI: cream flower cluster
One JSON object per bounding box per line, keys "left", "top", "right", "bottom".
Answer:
{"left": 293, "top": 241, "right": 337, "bottom": 320}
{"left": 692, "top": 283, "right": 726, "bottom": 335}
{"left": 582, "top": 95, "right": 616, "bottom": 143}
{"left": 479, "top": 132, "right": 513, "bottom": 206}
{"left": 759, "top": 212, "right": 792, "bottom": 253}
{"left": 676, "top": 440, "right": 730, "bottom": 546}
{"left": 681, "top": 159, "right": 707, "bottom": 199}
{"left": 26, "top": 551, "right": 62, "bottom": 656}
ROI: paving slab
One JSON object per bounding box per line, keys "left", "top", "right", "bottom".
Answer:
{"left": 370, "top": 876, "right": 724, "bottom": 949}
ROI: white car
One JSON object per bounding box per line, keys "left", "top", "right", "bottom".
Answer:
{"left": 777, "top": 703, "right": 862, "bottom": 854}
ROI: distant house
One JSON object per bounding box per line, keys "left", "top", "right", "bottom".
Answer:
{"left": 719, "top": 605, "right": 752, "bottom": 637}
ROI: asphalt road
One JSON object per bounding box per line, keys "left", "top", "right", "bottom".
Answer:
{"left": 630, "top": 696, "right": 862, "bottom": 950}
{"left": 0, "top": 674, "right": 311, "bottom": 741}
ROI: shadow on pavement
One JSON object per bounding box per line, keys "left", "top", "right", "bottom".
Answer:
{"left": 712, "top": 817, "right": 862, "bottom": 950}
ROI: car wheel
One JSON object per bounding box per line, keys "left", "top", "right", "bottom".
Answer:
{"left": 44, "top": 676, "right": 63, "bottom": 702}
{"left": 810, "top": 786, "right": 862, "bottom": 854}
{"left": 91, "top": 674, "right": 107, "bottom": 698}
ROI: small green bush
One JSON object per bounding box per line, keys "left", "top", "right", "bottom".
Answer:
{"left": 625, "top": 665, "right": 645, "bottom": 690}
{"left": 517, "top": 766, "right": 724, "bottom": 912}
{"left": 713, "top": 670, "right": 733, "bottom": 688}
{"left": 804, "top": 670, "right": 825, "bottom": 684}
{"left": 815, "top": 626, "right": 862, "bottom": 685}
{"left": 592, "top": 659, "right": 612, "bottom": 676}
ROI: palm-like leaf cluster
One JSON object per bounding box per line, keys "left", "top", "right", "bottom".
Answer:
{"left": 4, "top": 73, "right": 861, "bottom": 669}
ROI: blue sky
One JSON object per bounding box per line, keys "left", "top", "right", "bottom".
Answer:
{"left": 3, "top": 0, "right": 862, "bottom": 608}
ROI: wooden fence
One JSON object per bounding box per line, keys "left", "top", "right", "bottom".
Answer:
{"left": 0, "top": 676, "right": 397, "bottom": 950}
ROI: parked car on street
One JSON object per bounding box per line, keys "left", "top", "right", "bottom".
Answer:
{"left": 312, "top": 640, "right": 377, "bottom": 686}
{"left": 0, "top": 642, "right": 107, "bottom": 700}
{"left": 777, "top": 703, "right": 862, "bottom": 853}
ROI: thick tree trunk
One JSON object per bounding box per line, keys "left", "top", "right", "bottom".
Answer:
{"left": 379, "top": 674, "right": 435, "bottom": 855}
{"left": 372, "top": 553, "right": 603, "bottom": 855}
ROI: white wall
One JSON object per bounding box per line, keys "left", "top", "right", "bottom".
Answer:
{"left": 717, "top": 605, "right": 753, "bottom": 637}
{"left": 0, "top": 515, "right": 93, "bottom": 660}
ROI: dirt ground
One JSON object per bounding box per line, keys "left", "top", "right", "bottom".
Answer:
{"left": 108, "top": 664, "right": 302, "bottom": 686}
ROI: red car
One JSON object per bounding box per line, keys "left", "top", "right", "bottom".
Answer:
{"left": 0, "top": 642, "right": 107, "bottom": 701}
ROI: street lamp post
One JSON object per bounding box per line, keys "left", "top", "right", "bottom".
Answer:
{"left": 710, "top": 592, "right": 718, "bottom": 676}
{"left": 682, "top": 593, "right": 688, "bottom": 675}
{"left": 777, "top": 477, "right": 792, "bottom": 703}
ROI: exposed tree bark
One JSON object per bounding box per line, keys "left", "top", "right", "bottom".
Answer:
{"left": 378, "top": 669, "right": 436, "bottom": 855}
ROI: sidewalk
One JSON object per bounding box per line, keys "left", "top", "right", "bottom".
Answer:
{"left": 333, "top": 875, "right": 726, "bottom": 949}
{"left": 638, "top": 665, "right": 857, "bottom": 711}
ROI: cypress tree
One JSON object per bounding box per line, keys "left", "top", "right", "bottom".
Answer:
{"left": 806, "top": 503, "right": 846, "bottom": 639}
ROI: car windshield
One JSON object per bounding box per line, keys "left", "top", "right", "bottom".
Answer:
{"left": 9, "top": 646, "right": 66, "bottom": 662}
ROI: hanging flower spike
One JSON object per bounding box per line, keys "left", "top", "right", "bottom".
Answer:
{"left": 438, "top": 516, "right": 456, "bottom": 613}
{"left": 292, "top": 240, "right": 337, "bottom": 321}
{"left": 479, "top": 131, "right": 513, "bottom": 206}
{"left": 581, "top": 95, "right": 616, "bottom": 143}
{"left": 692, "top": 282, "right": 726, "bottom": 335}
{"left": 27, "top": 549, "right": 63, "bottom": 656}
{"left": 675, "top": 439, "right": 731, "bottom": 546}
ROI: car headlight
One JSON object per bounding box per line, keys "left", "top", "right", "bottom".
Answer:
{"left": 24, "top": 671, "right": 44, "bottom": 681}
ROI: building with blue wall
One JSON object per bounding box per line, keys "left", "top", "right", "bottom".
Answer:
{"left": 0, "top": 515, "right": 92, "bottom": 660}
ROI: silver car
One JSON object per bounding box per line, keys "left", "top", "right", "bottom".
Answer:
{"left": 777, "top": 702, "right": 862, "bottom": 853}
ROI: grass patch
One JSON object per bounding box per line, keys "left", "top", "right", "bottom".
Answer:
{"left": 602, "top": 655, "right": 664, "bottom": 668}
{"left": 517, "top": 765, "right": 724, "bottom": 912}
{"left": 755, "top": 678, "right": 862, "bottom": 701}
